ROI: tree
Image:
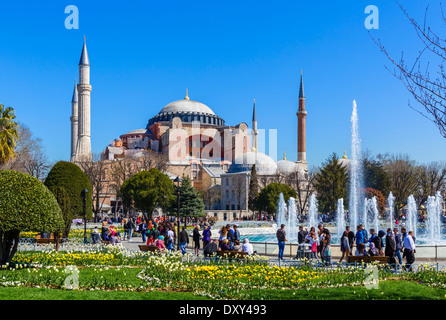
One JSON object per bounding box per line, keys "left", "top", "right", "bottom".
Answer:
{"left": 49, "top": 185, "right": 71, "bottom": 249}
{"left": 313, "top": 153, "right": 348, "bottom": 215}
{"left": 44, "top": 161, "right": 92, "bottom": 238}
{"left": 378, "top": 153, "right": 419, "bottom": 209}
{"left": 0, "top": 123, "right": 50, "bottom": 180}
{"left": 248, "top": 164, "right": 260, "bottom": 214}
{"left": 256, "top": 183, "right": 297, "bottom": 217}
{"left": 415, "top": 161, "right": 446, "bottom": 204}
{"left": 285, "top": 167, "right": 316, "bottom": 216}
{"left": 0, "top": 170, "right": 64, "bottom": 265}
{"left": 371, "top": 1, "right": 446, "bottom": 138}
{"left": 363, "top": 158, "right": 391, "bottom": 197}
{"left": 0, "top": 104, "right": 19, "bottom": 165}
{"left": 120, "top": 168, "right": 175, "bottom": 221}
{"left": 78, "top": 153, "right": 109, "bottom": 222}
{"left": 365, "top": 187, "right": 386, "bottom": 215}
{"left": 108, "top": 157, "right": 139, "bottom": 215}
{"left": 175, "top": 176, "right": 206, "bottom": 226}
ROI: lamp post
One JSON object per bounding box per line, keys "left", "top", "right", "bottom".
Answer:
{"left": 81, "top": 188, "right": 89, "bottom": 244}
{"left": 174, "top": 176, "right": 182, "bottom": 251}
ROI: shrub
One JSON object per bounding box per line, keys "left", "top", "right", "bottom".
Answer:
{"left": 44, "top": 161, "right": 92, "bottom": 237}
{"left": 0, "top": 170, "right": 64, "bottom": 265}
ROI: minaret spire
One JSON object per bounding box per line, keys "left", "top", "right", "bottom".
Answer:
{"left": 74, "top": 37, "right": 92, "bottom": 162}
{"left": 70, "top": 79, "right": 79, "bottom": 162}
{"left": 297, "top": 70, "right": 307, "bottom": 163}
{"left": 299, "top": 69, "right": 305, "bottom": 99}
{"left": 251, "top": 98, "right": 258, "bottom": 152}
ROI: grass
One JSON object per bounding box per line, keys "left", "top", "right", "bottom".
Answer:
{"left": 0, "top": 286, "right": 207, "bottom": 300}
{"left": 1, "top": 279, "right": 445, "bottom": 300}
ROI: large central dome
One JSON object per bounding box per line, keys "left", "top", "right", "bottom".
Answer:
{"left": 147, "top": 92, "right": 225, "bottom": 127}
{"left": 159, "top": 99, "right": 215, "bottom": 115}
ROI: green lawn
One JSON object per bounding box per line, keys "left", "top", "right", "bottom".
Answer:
{"left": 0, "top": 286, "right": 208, "bottom": 300}
{"left": 1, "top": 279, "right": 445, "bottom": 300}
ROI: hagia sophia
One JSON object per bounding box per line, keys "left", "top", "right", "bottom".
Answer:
{"left": 69, "top": 39, "right": 315, "bottom": 219}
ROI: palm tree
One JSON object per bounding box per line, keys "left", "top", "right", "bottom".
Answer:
{"left": 0, "top": 104, "right": 19, "bottom": 164}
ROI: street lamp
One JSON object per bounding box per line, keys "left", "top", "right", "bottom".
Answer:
{"left": 174, "top": 176, "right": 182, "bottom": 251}
{"left": 81, "top": 188, "right": 89, "bottom": 244}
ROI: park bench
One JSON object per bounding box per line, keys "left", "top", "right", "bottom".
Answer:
{"left": 347, "top": 255, "right": 389, "bottom": 265}
{"left": 138, "top": 245, "right": 160, "bottom": 253}
{"left": 216, "top": 250, "right": 249, "bottom": 260}
{"left": 35, "top": 235, "right": 56, "bottom": 244}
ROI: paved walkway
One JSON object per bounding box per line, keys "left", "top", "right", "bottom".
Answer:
{"left": 118, "top": 235, "right": 446, "bottom": 269}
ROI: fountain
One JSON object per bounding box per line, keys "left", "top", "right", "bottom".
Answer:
{"left": 348, "top": 100, "right": 364, "bottom": 231}
{"left": 287, "top": 197, "right": 299, "bottom": 242}
{"left": 406, "top": 195, "right": 417, "bottom": 239}
{"left": 368, "top": 196, "right": 380, "bottom": 233}
{"left": 276, "top": 193, "right": 287, "bottom": 229}
{"left": 308, "top": 193, "right": 319, "bottom": 230}
{"left": 336, "top": 198, "right": 345, "bottom": 239}
{"left": 387, "top": 191, "right": 395, "bottom": 231}
{"left": 426, "top": 191, "right": 443, "bottom": 245}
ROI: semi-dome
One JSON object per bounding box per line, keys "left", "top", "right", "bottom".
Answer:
{"left": 147, "top": 92, "right": 225, "bottom": 127}
{"left": 228, "top": 151, "right": 278, "bottom": 175}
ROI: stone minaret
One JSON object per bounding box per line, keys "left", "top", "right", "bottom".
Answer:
{"left": 251, "top": 98, "right": 258, "bottom": 151}
{"left": 74, "top": 37, "right": 92, "bottom": 162}
{"left": 297, "top": 70, "right": 307, "bottom": 163}
{"left": 70, "top": 80, "right": 78, "bottom": 162}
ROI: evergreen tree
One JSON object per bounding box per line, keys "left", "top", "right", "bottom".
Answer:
{"left": 314, "top": 153, "right": 348, "bottom": 216}
{"left": 248, "top": 164, "right": 260, "bottom": 214}
{"left": 175, "top": 176, "right": 206, "bottom": 227}
{"left": 363, "top": 158, "right": 391, "bottom": 196}
{"left": 44, "top": 161, "right": 92, "bottom": 238}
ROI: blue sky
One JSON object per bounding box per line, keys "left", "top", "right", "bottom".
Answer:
{"left": 1, "top": 0, "right": 445, "bottom": 168}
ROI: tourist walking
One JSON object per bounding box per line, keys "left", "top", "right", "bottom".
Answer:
{"left": 140, "top": 220, "right": 147, "bottom": 243}
{"left": 122, "top": 218, "right": 128, "bottom": 240}
{"left": 393, "top": 228, "right": 403, "bottom": 265}
{"left": 179, "top": 226, "right": 189, "bottom": 255}
{"left": 385, "top": 228, "right": 396, "bottom": 266}
{"left": 339, "top": 231, "right": 350, "bottom": 263}
{"left": 277, "top": 224, "right": 287, "bottom": 260}
{"left": 127, "top": 218, "right": 135, "bottom": 241}
{"left": 192, "top": 225, "right": 201, "bottom": 256}
{"left": 403, "top": 230, "right": 416, "bottom": 272}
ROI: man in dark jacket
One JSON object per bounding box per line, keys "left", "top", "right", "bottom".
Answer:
{"left": 179, "top": 226, "right": 189, "bottom": 255}
{"left": 203, "top": 239, "right": 219, "bottom": 257}
{"left": 385, "top": 228, "right": 396, "bottom": 265}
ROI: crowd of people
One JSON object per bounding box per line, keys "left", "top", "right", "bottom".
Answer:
{"left": 278, "top": 223, "right": 417, "bottom": 271}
